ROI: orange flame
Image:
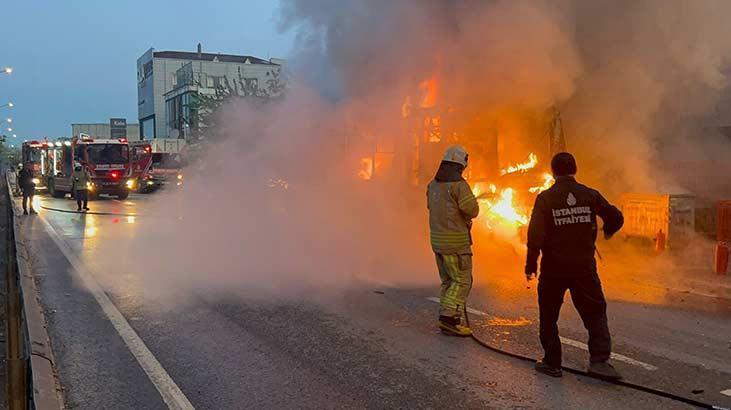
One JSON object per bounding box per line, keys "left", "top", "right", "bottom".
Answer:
{"left": 473, "top": 184, "right": 529, "bottom": 229}
{"left": 501, "top": 153, "right": 538, "bottom": 175}
{"left": 485, "top": 188, "right": 529, "bottom": 226}
{"left": 529, "top": 173, "right": 555, "bottom": 194}
{"left": 358, "top": 157, "right": 374, "bottom": 180}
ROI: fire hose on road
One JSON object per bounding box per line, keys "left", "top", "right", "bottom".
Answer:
{"left": 462, "top": 305, "right": 729, "bottom": 410}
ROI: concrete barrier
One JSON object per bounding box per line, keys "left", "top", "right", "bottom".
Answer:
{"left": 5, "top": 172, "right": 63, "bottom": 410}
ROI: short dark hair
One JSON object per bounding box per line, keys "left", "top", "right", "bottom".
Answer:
{"left": 551, "top": 152, "right": 577, "bottom": 176}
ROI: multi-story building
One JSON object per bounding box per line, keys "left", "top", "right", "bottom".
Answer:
{"left": 137, "top": 44, "right": 283, "bottom": 140}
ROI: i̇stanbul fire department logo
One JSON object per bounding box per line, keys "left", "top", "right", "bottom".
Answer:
{"left": 567, "top": 192, "right": 577, "bottom": 206}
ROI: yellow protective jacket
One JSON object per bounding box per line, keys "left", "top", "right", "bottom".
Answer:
{"left": 73, "top": 169, "right": 90, "bottom": 191}
{"left": 427, "top": 174, "right": 480, "bottom": 255}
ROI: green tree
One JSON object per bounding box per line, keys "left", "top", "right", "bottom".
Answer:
{"left": 186, "top": 67, "right": 287, "bottom": 143}
{"left": 0, "top": 136, "right": 20, "bottom": 168}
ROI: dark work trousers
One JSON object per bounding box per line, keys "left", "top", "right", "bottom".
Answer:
{"left": 538, "top": 272, "right": 611, "bottom": 368}
{"left": 22, "top": 187, "right": 35, "bottom": 212}
{"left": 76, "top": 190, "right": 88, "bottom": 210}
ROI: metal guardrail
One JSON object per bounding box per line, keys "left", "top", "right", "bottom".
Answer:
{"left": 4, "top": 172, "right": 29, "bottom": 408}
{"left": 4, "top": 172, "right": 63, "bottom": 409}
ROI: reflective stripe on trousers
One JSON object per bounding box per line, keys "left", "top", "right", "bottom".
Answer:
{"left": 435, "top": 253, "right": 473, "bottom": 318}
{"left": 430, "top": 231, "right": 471, "bottom": 251}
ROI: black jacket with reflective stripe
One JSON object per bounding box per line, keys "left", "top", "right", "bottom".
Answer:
{"left": 526, "top": 176, "right": 623, "bottom": 276}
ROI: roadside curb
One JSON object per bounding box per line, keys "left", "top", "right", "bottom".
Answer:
{"left": 9, "top": 196, "right": 64, "bottom": 409}
{"left": 623, "top": 273, "right": 731, "bottom": 301}
{"left": 674, "top": 276, "right": 731, "bottom": 300}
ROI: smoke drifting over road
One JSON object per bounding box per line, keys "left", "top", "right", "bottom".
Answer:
{"left": 99, "top": 1, "right": 731, "bottom": 303}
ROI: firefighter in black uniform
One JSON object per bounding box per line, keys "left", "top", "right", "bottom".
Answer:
{"left": 525, "top": 152, "right": 624, "bottom": 380}
{"left": 18, "top": 162, "right": 37, "bottom": 215}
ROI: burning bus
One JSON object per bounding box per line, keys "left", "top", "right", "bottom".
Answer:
{"left": 46, "top": 136, "right": 135, "bottom": 199}
{"left": 350, "top": 75, "right": 566, "bottom": 242}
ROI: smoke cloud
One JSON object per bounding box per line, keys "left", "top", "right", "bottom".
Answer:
{"left": 95, "top": 0, "right": 731, "bottom": 303}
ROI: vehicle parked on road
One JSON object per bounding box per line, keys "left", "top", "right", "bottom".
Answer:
{"left": 130, "top": 141, "right": 153, "bottom": 190}
{"left": 46, "top": 136, "right": 135, "bottom": 200}
{"left": 138, "top": 152, "right": 184, "bottom": 193}
{"left": 21, "top": 140, "right": 52, "bottom": 190}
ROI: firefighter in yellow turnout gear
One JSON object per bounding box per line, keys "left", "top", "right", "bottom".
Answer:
{"left": 427, "top": 146, "right": 480, "bottom": 336}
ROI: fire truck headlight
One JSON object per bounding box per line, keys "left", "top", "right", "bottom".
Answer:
{"left": 126, "top": 179, "right": 136, "bottom": 189}
{"left": 146, "top": 181, "right": 154, "bottom": 186}
{"left": 177, "top": 174, "right": 183, "bottom": 180}
{"left": 31, "top": 178, "right": 40, "bottom": 185}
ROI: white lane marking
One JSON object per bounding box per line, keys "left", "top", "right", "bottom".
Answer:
{"left": 426, "top": 297, "right": 658, "bottom": 371}
{"left": 426, "top": 297, "right": 489, "bottom": 317}
{"left": 558, "top": 337, "right": 658, "bottom": 371}
{"left": 40, "top": 216, "right": 194, "bottom": 409}
{"left": 721, "top": 388, "right": 731, "bottom": 397}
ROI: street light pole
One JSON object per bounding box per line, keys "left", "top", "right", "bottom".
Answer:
{"left": 0, "top": 102, "right": 13, "bottom": 109}
{"left": 2, "top": 67, "right": 13, "bottom": 75}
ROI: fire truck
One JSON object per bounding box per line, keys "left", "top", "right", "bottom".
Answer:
{"left": 45, "top": 136, "right": 136, "bottom": 199}
{"left": 130, "top": 141, "right": 153, "bottom": 186}
{"left": 21, "top": 140, "right": 54, "bottom": 189}
{"left": 132, "top": 139, "right": 185, "bottom": 193}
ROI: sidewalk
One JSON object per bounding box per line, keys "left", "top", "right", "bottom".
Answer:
{"left": 662, "top": 269, "right": 731, "bottom": 299}
{"left": 600, "top": 245, "right": 731, "bottom": 301}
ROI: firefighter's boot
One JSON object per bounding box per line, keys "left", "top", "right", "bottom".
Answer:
{"left": 535, "top": 360, "right": 562, "bottom": 377}
{"left": 588, "top": 362, "right": 622, "bottom": 380}
{"left": 438, "top": 315, "right": 471, "bottom": 337}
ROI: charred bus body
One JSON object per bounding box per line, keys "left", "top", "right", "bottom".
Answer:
{"left": 46, "top": 137, "right": 135, "bottom": 199}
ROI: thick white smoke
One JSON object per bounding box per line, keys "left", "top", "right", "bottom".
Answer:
{"left": 93, "top": 0, "right": 731, "bottom": 303}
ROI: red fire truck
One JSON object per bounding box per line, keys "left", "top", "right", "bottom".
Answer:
{"left": 131, "top": 140, "right": 185, "bottom": 193}
{"left": 21, "top": 140, "right": 55, "bottom": 189}
{"left": 130, "top": 141, "right": 153, "bottom": 181}
{"left": 45, "top": 136, "right": 136, "bottom": 199}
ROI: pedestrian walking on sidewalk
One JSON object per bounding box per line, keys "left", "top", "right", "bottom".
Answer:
{"left": 525, "top": 152, "right": 624, "bottom": 380}
{"left": 18, "top": 162, "right": 37, "bottom": 215}
{"left": 73, "top": 165, "right": 91, "bottom": 212}
{"left": 427, "top": 145, "right": 480, "bottom": 337}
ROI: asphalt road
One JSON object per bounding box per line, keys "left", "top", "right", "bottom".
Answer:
{"left": 14, "top": 193, "right": 731, "bottom": 409}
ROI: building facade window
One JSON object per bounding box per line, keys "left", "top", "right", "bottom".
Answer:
{"left": 141, "top": 116, "right": 155, "bottom": 139}
{"left": 143, "top": 61, "right": 153, "bottom": 79}
{"left": 165, "top": 92, "right": 196, "bottom": 139}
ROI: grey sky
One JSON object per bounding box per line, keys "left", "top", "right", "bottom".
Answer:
{"left": 0, "top": 0, "right": 295, "bottom": 141}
